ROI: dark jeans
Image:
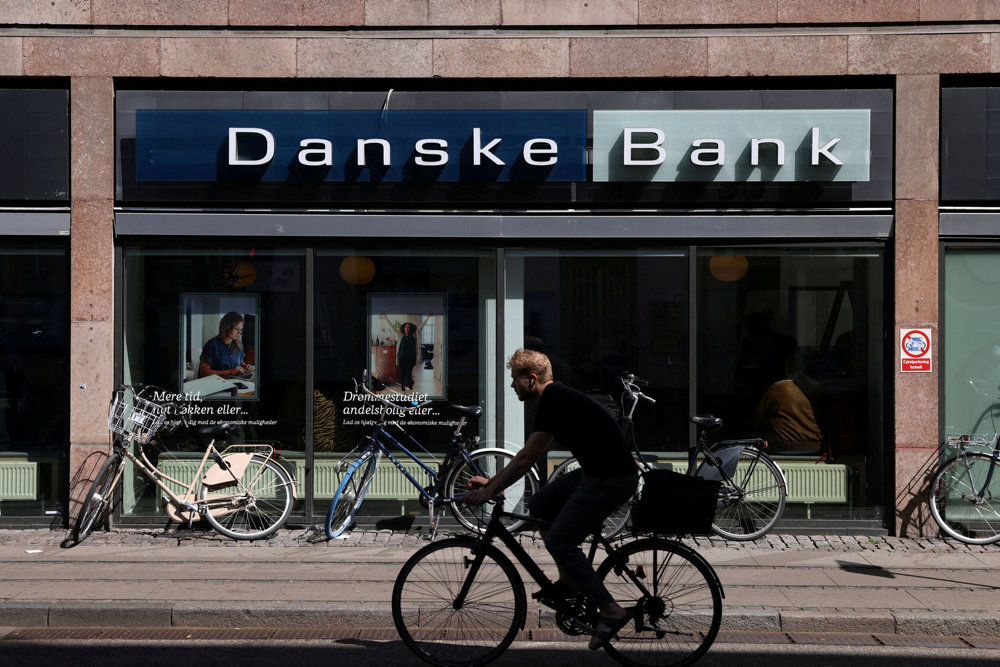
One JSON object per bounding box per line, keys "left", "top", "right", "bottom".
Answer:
{"left": 529, "top": 468, "right": 639, "bottom": 608}
{"left": 399, "top": 365, "right": 414, "bottom": 390}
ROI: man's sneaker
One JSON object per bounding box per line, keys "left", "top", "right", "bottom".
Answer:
{"left": 532, "top": 580, "right": 580, "bottom": 609}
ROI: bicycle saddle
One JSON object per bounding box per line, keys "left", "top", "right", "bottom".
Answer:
{"left": 449, "top": 404, "right": 483, "bottom": 418}
{"left": 690, "top": 415, "right": 723, "bottom": 429}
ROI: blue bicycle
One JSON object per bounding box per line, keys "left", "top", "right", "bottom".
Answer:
{"left": 324, "top": 373, "right": 539, "bottom": 539}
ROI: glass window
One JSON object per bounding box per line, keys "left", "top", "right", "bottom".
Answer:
{"left": 120, "top": 247, "right": 306, "bottom": 520}
{"left": 314, "top": 248, "right": 497, "bottom": 520}
{"left": 943, "top": 248, "right": 1000, "bottom": 436}
{"left": 697, "top": 247, "right": 885, "bottom": 519}
{"left": 0, "top": 243, "right": 68, "bottom": 517}
{"left": 504, "top": 249, "right": 690, "bottom": 474}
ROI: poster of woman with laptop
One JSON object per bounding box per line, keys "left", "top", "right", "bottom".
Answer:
{"left": 180, "top": 294, "right": 259, "bottom": 400}
{"left": 199, "top": 310, "right": 255, "bottom": 380}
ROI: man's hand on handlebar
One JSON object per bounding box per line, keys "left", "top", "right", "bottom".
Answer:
{"left": 463, "top": 475, "right": 492, "bottom": 506}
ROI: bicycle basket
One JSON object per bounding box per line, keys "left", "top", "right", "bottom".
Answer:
{"left": 107, "top": 388, "right": 168, "bottom": 444}
{"left": 631, "top": 469, "right": 721, "bottom": 536}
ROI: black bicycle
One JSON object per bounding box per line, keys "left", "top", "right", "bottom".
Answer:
{"left": 391, "top": 492, "right": 724, "bottom": 667}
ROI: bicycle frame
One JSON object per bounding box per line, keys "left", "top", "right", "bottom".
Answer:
{"left": 350, "top": 375, "right": 490, "bottom": 507}
{"left": 117, "top": 433, "right": 276, "bottom": 520}
{"left": 955, "top": 434, "right": 1000, "bottom": 502}
{"left": 364, "top": 416, "right": 481, "bottom": 507}
{"left": 457, "top": 502, "right": 724, "bottom": 625}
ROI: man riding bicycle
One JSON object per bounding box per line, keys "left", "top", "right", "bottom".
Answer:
{"left": 464, "top": 348, "right": 639, "bottom": 649}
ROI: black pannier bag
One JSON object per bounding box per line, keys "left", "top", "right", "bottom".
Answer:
{"left": 631, "top": 469, "right": 721, "bottom": 535}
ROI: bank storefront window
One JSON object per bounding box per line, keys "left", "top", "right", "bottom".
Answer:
{"left": 0, "top": 244, "right": 68, "bottom": 518}
{"left": 697, "top": 246, "right": 885, "bottom": 522}
{"left": 313, "top": 248, "right": 497, "bottom": 521}
{"left": 943, "top": 248, "right": 1000, "bottom": 437}
{"left": 503, "top": 248, "right": 690, "bottom": 474}
{"left": 120, "top": 247, "right": 306, "bottom": 520}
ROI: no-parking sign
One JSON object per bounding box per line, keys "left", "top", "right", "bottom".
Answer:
{"left": 900, "top": 329, "right": 932, "bottom": 372}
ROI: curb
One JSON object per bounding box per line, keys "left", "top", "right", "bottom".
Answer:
{"left": 1, "top": 601, "right": 393, "bottom": 629}
{"left": 4, "top": 600, "right": 1000, "bottom": 638}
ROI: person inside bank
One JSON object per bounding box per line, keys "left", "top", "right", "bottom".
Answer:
{"left": 199, "top": 311, "right": 255, "bottom": 380}
{"left": 753, "top": 349, "right": 824, "bottom": 455}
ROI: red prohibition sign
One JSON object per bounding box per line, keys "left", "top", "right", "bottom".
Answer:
{"left": 901, "top": 330, "right": 930, "bottom": 358}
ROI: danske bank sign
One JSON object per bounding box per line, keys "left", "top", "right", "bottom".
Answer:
{"left": 134, "top": 108, "right": 870, "bottom": 184}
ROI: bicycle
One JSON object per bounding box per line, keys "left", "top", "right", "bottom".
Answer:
{"left": 73, "top": 384, "right": 295, "bottom": 544}
{"left": 929, "top": 428, "right": 1000, "bottom": 544}
{"left": 550, "top": 372, "right": 788, "bottom": 541}
{"left": 391, "top": 492, "right": 724, "bottom": 667}
{"left": 324, "top": 373, "right": 540, "bottom": 539}
{"left": 689, "top": 415, "right": 787, "bottom": 540}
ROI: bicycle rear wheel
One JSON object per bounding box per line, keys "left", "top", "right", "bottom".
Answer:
{"left": 597, "top": 537, "right": 722, "bottom": 667}
{"left": 73, "top": 452, "right": 125, "bottom": 544}
{"left": 446, "top": 447, "right": 539, "bottom": 533}
{"left": 201, "top": 455, "right": 294, "bottom": 540}
{"left": 392, "top": 535, "right": 526, "bottom": 667}
{"left": 930, "top": 452, "right": 1000, "bottom": 544}
{"left": 549, "top": 456, "right": 631, "bottom": 539}
{"left": 324, "top": 444, "right": 378, "bottom": 539}
{"left": 710, "top": 444, "right": 786, "bottom": 541}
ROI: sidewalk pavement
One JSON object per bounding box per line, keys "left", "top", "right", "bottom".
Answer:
{"left": 1, "top": 526, "right": 1000, "bottom": 640}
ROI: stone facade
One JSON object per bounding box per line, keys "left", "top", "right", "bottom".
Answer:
{"left": 3, "top": 0, "right": 996, "bottom": 535}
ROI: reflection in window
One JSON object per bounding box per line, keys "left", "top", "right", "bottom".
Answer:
{"left": 698, "top": 247, "right": 884, "bottom": 519}
{"left": 0, "top": 245, "right": 68, "bottom": 518}
{"left": 944, "top": 249, "right": 1000, "bottom": 436}
{"left": 120, "top": 248, "right": 306, "bottom": 519}
{"left": 313, "top": 249, "right": 496, "bottom": 520}
{"left": 507, "top": 250, "right": 690, "bottom": 455}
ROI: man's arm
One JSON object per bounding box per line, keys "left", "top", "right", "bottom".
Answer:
{"left": 464, "top": 431, "right": 552, "bottom": 505}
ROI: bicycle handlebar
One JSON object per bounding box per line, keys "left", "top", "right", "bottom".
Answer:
{"left": 620, "top": 372, "right": 656, "bottom": 405}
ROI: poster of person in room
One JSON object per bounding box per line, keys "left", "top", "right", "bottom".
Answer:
{"left": 179, "top": 293, "right": 259, "bottom": 400}
{"left": 368, "top": 293, "right": 446, "bottom": 400}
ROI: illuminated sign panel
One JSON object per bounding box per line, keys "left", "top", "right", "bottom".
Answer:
{"left": 593, "top": 109, "right": 870, "bottom": 182}
{"left": 136, "top": 109, "right": 588, "bottom": 183}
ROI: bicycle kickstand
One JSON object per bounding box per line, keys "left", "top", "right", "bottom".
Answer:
{"left": 427, "top": 499, "right": 440, "bottom": 540}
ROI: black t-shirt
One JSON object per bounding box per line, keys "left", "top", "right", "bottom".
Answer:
{"left": 533, "top": 382, "right": 635, "bottom": 478}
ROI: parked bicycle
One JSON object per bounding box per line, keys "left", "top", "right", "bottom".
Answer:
{"left": 73, "top": 384, "right": 295, "bottom": 544}
{"left": 549, "top": 372, "right": 788, "bottom": 540}
{"left": 392, "top": 486, "right": 724, "bottom": 667}
{"left": 929, "top": 421, "right": 1000, "bottom": 544}
{"left": 324, "top": 373, "right": 540, "bottom": 539}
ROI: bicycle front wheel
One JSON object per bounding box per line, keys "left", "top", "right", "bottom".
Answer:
{"left": 446, "top": 447, "right": 539, "bottom": 533}
{"left": 549, "top": 456, "right": 631, "bottom": 539}
{"left": 324, "top": 445, "right": 378, "bottom": 539}
{"left": 930, "top": 452, "right": 1000, "bottom": 544}
{"left": 200, "top": 455, "right": 294, "bottom": 540}
{"left": 597, "top": 537, "right": 723, "bottom": 667}
{"left": 392, "top": 535, "right": 527, "bottom": 667}
{"left": 710, "top": 444, "right": 786, "bottom": 541}
{"left": 73, "top": 452, "right": 125, "bottom": 544}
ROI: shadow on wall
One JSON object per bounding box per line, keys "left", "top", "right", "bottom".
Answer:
{"left": 65, "top": 449, "right": 111, "bottom": 531}
{"left": 894, "top": 447, "right": 940, "bottom": 538}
